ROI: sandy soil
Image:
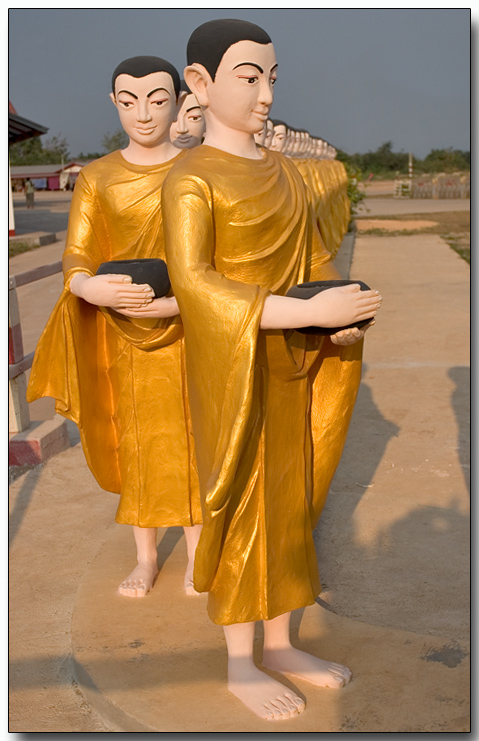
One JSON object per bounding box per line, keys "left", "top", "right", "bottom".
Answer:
{"left": 356, "top": 219, "right": 438, "bottom": 231}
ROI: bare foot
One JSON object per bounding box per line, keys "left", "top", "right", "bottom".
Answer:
{"left": 183, "top": 524, "right": 202, "bottom": 596}
{"left": 228, "top": 659, "right": 305, "bottom": 721}
{"left": 118, "top": 561, "right": 158, "bottom": 598}
{"left": 183, "top": 561, "right": 201, "bottom": 596}
{"left": 309, "top": 283, "right": 382, "bottom": 328}
{"left": 262, "top": 646, "right": 352, "bottom": 688}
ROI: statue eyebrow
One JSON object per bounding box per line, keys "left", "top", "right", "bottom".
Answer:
{"left": 117, "top": 89, "right": 138, "bottom": 99}
{"left": 186, "top": 105, "right": 201, "bottom": 113}
{"left": 233, "top": 62, "right": 264, "bottom": 73}
{"left": 147, "top": 87, "right": 170, "bottom": 98}
{"left": 232, "top": 62, "right": 278, "bottom": 74}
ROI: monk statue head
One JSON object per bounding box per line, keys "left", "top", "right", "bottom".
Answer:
{"left": 110, "top": 56, "right": 182, "bottom": 150}
{"left": 269, "top": 120, "right": 287, "bottom": 153}
{"left": 170, "top": 80, "right": 205, "bottom": 149}
{"left": 184, "top": 19, "right": 277, "bottom": 144}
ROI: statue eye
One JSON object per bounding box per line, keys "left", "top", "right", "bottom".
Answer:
{"left": 237, "top": 74, "right": 259, "bottom": 84}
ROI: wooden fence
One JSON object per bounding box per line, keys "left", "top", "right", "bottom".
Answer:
{"left": 9, "top": 261, "right": 62, "bottom": 434}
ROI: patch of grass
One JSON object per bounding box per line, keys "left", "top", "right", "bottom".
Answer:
{"left": 442, "top": 235, "right": 470, "bottom": 265}
{"left": 9, "top": 240, "right": 42, "bottom": 259}
{"left": 360, "top": 228, "right": 423, "bottom": 237}
{"left": 388, "top": 211, "right": 470, "bottom": 232}
{"left": 355, "top": 211, "right": 470, "bottom": 264}
{"left": 363, "top": 193, "right": 395, "bottom": 199}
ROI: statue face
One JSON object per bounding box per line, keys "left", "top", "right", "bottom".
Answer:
{"left": 111, "top": 71, "right": 178, "bottom": 148}
{"left": 254, "top": 125, "right": 267, "bottom": 146}
{"left": 292, "top": 132, "right": 301, "bottom": 154}
{"left": 270, "top": 123, "right": 287, "bottom": 152}
{"left": 264, "top": 119, "right": 274, "bottom": 148}
{"left": 201, "top": 40, "right": 277, "bottom": 135}
{"left": 170, "top": 92, "right": 205, "bottom": 149}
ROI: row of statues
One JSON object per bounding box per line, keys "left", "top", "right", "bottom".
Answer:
{"left": 260, "top": 119, "right": 337, "bottom": 160}
{"left": 171, "top": 88, "right": 338, "bottom": 161}
{"left": 27, "top": 18, "right": 381, "bottom": 723}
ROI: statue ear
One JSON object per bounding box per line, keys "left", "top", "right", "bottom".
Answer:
{"left": 184, "top": 64, "right": 211, "bottom": 108}
{"left": 109, "top": 92, "right": 117, "bottom": 107}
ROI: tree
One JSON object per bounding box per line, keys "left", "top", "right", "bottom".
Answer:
{"left": 421, "top": 148, "right": 470, "bottom": 173}
{"left": 358, "top": 141, "right": 408, "bottom": 174}
{"left": 9, "top": 136, "right": 44, "bottom": 165}
{"left": 76, "top": 151, "right": 103, "bottom": 161}
{"left": 9, "top": 133, "right": 70, "bottom": 165}
{"left": 42, "top": 134, "right": 70, "bottom": 163}
{"left": 102, "top": 129, "right": 128, "bottom": 153}
{"left": 342, "top": 162, "right": 366, "bottom": 216}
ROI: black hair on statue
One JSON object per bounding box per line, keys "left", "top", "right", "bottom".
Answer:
{"left": 271, "top": 119, "right": 287, "bottom": 128}
{"left": 187, "top": 18, "right": 272, "bottom": 80}
{"left": 180, "top": 79, "right": 192, "bottom": 95}
{"left": 112, "top": 56, "right": 181, "bottom": 99}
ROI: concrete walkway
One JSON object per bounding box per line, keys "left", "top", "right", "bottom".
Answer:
{"left": 9, "top": 197, "right": 470, "bottom": 732}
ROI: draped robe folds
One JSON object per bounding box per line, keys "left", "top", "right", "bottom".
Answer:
{"left": 162, "top": 146, "right": 362, "bottom": 625}
{"left": 27, "top": 150, "right": 201, "bottom": 528}
{"left": 294, "top": 159, "right": 350, "bottom": 257}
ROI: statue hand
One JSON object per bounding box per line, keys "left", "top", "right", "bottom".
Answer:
{"left": 308, "top": 284, "right": 381, "bottom": 329}
{"left": 70, "top": 273, "right": 154, "bottom": 309}
{"left": 330, "top": 320, "right": 375, "bottom": 346}
{"left": 115, "top": 296, "right": 180, "bottom": 319}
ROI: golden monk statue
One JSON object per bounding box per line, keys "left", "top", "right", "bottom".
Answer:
{"left": 159, "top": 19, "right": 382, "bottom": 721}
{"left": 27, "top": 56, "right": 203, "bottom": 598}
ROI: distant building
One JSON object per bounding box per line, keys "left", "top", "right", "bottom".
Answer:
{"left": 10, "top": 161, "right": 92, "bottom": 192}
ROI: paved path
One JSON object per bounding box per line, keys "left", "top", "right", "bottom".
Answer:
{"left": 357, "top": 197, "right": 470, "bottom": 216}
{"left": 12, "top": 191, "right": 71, "bottom": 236}
{"left": 9, "top": 197, "right": 470, "bottom": 732}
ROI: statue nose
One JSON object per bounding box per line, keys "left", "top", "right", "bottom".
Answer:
{"left": 137, "top": 102, "right": 152, "bottom": 122}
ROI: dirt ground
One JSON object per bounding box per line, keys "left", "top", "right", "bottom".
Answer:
{"left": 9, "top": 192, "right": 470, "bottom": 732}
{"left": 355, "top": 210, "right": 470, "bottom": 264}
{"left": 356, "top": 219, "right": 438, "bottom": 231}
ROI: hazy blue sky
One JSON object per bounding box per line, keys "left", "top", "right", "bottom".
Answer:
{"left": 9, "top": 8, "right": 471, "bottom": 159}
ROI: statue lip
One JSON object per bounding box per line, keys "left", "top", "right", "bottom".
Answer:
{"left": 253, "top": 110, "right": 270, "bottom": 122}
{"left": 135, "top": 126, "right": 157, "bottom": 134}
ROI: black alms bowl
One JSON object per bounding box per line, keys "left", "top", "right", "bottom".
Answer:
{"left": 96, "top": 258, "right": 170, "bottom": 298}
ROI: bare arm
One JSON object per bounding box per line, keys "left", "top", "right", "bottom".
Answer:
{"left": 260, "top": 283, "right": 382, "bottom": 331}
{"left": 69, "top": 272, "right": 180, "bottom": 318}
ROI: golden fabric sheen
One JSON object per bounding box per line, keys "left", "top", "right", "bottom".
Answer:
{"left": 27, "top": 150, "right": 201, "bottom": 528}
{"left": 295, "top": 159, "right": 350, "bottom": 257}
{"left": 162, "top": 146, "right": 362, "bottom": 625}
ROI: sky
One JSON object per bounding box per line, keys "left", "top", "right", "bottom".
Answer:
{"left": 8, "top": 8, "right": 471, "bottom": 160}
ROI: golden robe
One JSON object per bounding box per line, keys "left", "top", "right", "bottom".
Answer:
{"left": 294, "top": 159, "right": 350, "bottom": 257}
{"left": 27, "top": 150, "right": 201, "bottom": 528}
{"left": 162, "top": 146, "right": 362, "bottom": 625}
